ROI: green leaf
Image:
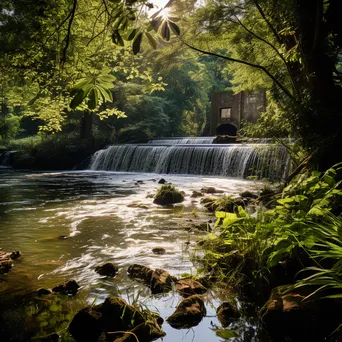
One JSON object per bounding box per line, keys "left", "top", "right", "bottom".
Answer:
{"left": 161, "top": 21, "right": 170, "bottom": 41}
{"left": 133, "top": 32, "right": 143, "bottom": 55}
{"left": 215, "top": 328, "right": 238, "bottom": 339}
{"left": 87, "top": 88, "right": 98, "bottom": 109}
{"left": 168, "top": 20, "right": 181, "bottom": 36}
{"left": 98, "top": 74, "right": 116, "bottom": 83}
{"left": 70, "top": 89, "right": 85, "bottom": 109}
{"left": 145, "top": 32, "right": 157, "bottom": 49}
{"left": 73, "top": 77, "right": 92, "bottom": 89}
{"left": 277, "top": 197, "right": 295, "bottom": 205}
{"left": 127, "top": 28, "right": 137, "bottom": 41}
{"left": 97, "top": 86, "right": 112, "bottom": 103}
{"left": 112, "top": 30, "right": 124, "bottom": 46}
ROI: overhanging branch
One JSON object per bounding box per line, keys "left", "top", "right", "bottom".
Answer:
{"left": 62, "top": 0, "right": 78, "bottom": 64}
{"left": 179, "top": 38, "right": 295, "bottom": 101}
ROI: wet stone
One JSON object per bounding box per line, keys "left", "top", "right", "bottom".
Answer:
{"left": 167, "top": 295, "right": 207, "bottom": 329}
{"left": 152, "top": 247, "right": 166, "bottom": 255}
{"left": 175, "top": 278, "right": 207, "bottom": 298}
{"left": 36, "top": 288, "right": 52, "bottom": 296}
{"left": 95, "top": 263, "right": 118, "bottom": 277}
{"left": 191, "top": 191, "right": 204, "bottom": 198}
{"left": 216, "top": 302, "right": 240, "bottom": 327}
{"left": 158, "top": 178, "right": 167, "bottom": 184}
{"left": 201, "top": 187, "right": 224, "bottom": 194}
{"left": 150, "top": 268, "right": 175, "bottom": 294}
{"left": 127, "top": 264, "right": 153, "bottom": 283}
{"left": 52, "top": 279, "right": 80, "bottom": 296}
{"left": 69, "top": 295, "right": 164, "bottom": 342}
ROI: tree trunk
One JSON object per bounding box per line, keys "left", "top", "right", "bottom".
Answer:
{"left": 296, "top": 0, "right": 342, "bottom": 169}
{"left": 80, "top": 111, "right": 93, "bottom": 140}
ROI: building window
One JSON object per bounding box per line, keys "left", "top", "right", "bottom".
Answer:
{"left": 220, "top": 107, "right": 232, "bottom": 119}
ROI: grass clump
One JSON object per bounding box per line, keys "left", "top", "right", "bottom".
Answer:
{"left": 153, "top": 184, "right": 184, "bottom": 205}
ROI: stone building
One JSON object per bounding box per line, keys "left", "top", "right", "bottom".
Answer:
{"left": 210, "top": 90, "right": 266, "bottom": 136}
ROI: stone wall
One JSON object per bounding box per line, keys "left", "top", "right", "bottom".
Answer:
{"left": 210, "top": 90, "right": 266, "bottom": 135}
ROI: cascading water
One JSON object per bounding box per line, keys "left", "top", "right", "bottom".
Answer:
{"left": 148, "top": 137, "right": 215, "bottom": 144}
{"left": 90, "top": 138, "right": 291, "bottom": 180}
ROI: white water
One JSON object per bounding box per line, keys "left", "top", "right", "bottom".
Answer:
{"left": 90, "top": 143, "right": 290, "bottom": 180}
{"left": 149, "top": 137, "right": 215, "bottom": 144}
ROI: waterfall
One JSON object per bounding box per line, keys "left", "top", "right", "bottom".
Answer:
{"left": 149, "top": 137, "right": 215, "bottom": 144}
{"left": 90, "top": 142, "right": 290, "bottom": 180}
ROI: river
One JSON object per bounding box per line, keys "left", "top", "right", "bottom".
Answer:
{"left": 0, "top": 170, "right": 264, "bottom": 341}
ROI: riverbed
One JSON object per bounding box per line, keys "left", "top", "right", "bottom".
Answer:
{"left": 0, "top": 170, "right": 265, "bottom": 341}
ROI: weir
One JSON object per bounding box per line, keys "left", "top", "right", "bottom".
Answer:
{"left": 90, "top": 138, "right": 291, "bottom": 180}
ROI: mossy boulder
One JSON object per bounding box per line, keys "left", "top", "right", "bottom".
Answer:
{"left": 69, "top": 295, "right": 165, "bottom": 342}
{"left": 153, "top": 184, "right": 184, "bottom": 205}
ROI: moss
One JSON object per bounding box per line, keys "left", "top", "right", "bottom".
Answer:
{"left": 153, "top": 184, "right": 184, "bottom": 205}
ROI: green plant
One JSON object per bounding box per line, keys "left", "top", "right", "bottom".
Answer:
{"left": 197, "top": 163, "right": 342, "bottom": 299}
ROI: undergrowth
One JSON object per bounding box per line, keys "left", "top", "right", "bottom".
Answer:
{"left": 198, "top": 163, "right": 342, "bottom": 300}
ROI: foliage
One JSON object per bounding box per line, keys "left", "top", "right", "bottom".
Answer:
{"left": 198, "top": 163, "right": 342, "bottom": 298}
{"left": 186, "top": 0, "right": 342, "bottom": 168}
{"left": 0, "top": 114, "right": 21, "bottom": 141}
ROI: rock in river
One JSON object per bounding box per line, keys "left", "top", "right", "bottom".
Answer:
{"left": 128, "top": 264, "right": 176, "bottom": 294}
{"left": 69, "top": 295, "right": 165, "bottom": 342}
{"left": 95, "top": 263, "right": 119, "bottom": 277}
{"left": 167, "top": 295, "right": 206, "bottom": 329}
{"left": 175, "top": 278, "right": 207, "bottom": 297}
{"left": 52, "top": 279, "right": 80, "bottom": 296}
{"left": 216, "top": 302, "right": 240, "bottom": 327}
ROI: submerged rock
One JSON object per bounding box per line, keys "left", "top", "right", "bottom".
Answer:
{"left": 69, "top": 295, "right": 164, "bottom": 342}
{"left": 52, "top": 280, "right": 80, "bottom": 296}
{"left": 167, "top": 295, "right": 206, "bottom": 329}
{"left": 216, "top": 302, "right": 240, "bottom": 327}
{"left": 200, "top": 187, "right": 224, "bottom": 194}
{"left": 175, "top": 278, "right": 207, "bottom": 297}
{"left": 191, "top": 190, "right": 204, "bottom": 198}
{"left": 152, "top": 247, "right": 166, "bottom": 255}
{"left": 36, "top": 288, "right": 52, "bottom": 296}
{"left": 158, "top": 178, "right": 167, "bottom": 184}
{"left": 95, "top": 263, "right": 119, "bottom": 277}
{"left": 153, "top": 184, "right": 184, "bottom": 205}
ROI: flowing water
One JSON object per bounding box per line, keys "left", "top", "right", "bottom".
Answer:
{"left": 90, "top": 142, "right": 290, "bottom": 180}
{"left": 0, "top": 169, "right": 265, "bottom": 342}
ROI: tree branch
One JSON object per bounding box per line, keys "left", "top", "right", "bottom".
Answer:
{"left": 179, "top": 38, "right": 295, "bottom": 101}
{"left": 62, "top": 0, "right": 78, "bottom": 64}
{"left": 252, "top": 0, "right": 283, "bottom": 46}
{"left": 233, "top": 15, "right": 300, "bottom": 98}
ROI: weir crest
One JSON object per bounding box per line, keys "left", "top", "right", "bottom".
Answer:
{"left": 89, "top": 138, "right": 290, "bottom": 180}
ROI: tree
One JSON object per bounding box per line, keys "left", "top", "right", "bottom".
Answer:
{"left": 181, "top": 0, "right": 342, "bottom": 169}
